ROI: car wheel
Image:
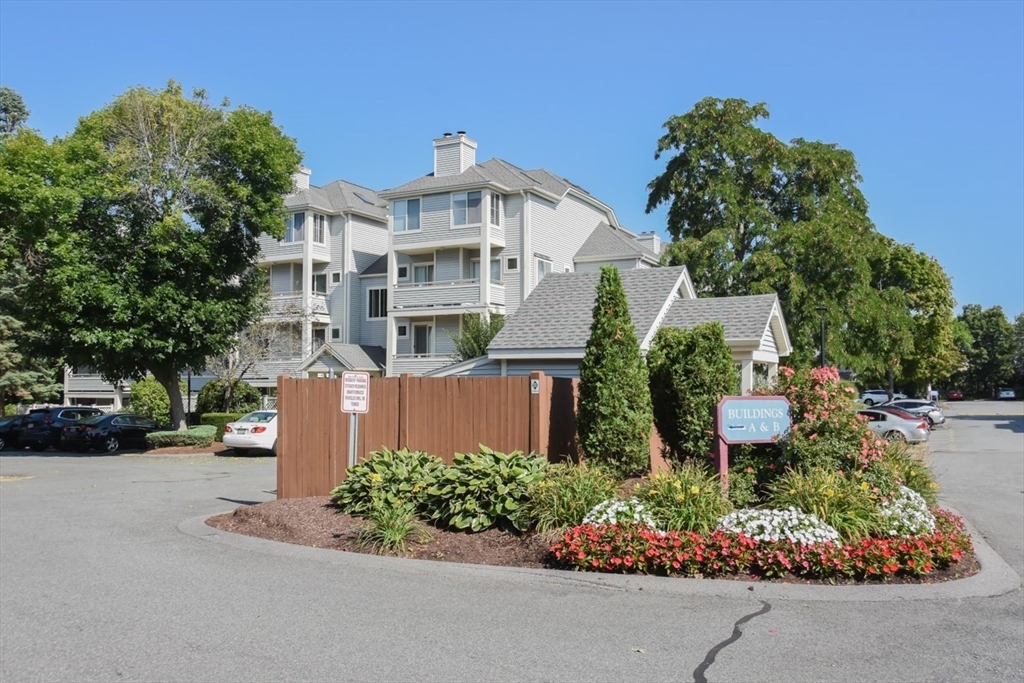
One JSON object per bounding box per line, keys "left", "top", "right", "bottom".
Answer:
{"left": 233, "top": 448, "right": 250, "bottom": 457}
{"left": 104, "top": 436, "right": 120, "bottom": 453}
{"left": 863, "top": 399, "right": 875, "bottom": 406}
{"left": 30, "top": 442, "right": 46, "bottom": 452}
{"left": 271, "top": 439, "right": 278, "bottom": 457}
{"left": 0, "top": 436, "right": 5, "bottom": 450}
{"left": 885, "top": 431, "right": 905, "bottom": 443}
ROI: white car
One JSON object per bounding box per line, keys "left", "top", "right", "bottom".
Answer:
{"left": 859, "top": 389, "right": 907, "bottom": 406}
{"left": 222, "top": 410, "right": 278, "bottom": 455}
{"left": 998, "top": 388, "right": 1016, "bottom": 400}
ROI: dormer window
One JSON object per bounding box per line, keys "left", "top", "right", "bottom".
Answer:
{"left": 452, "top": 191, "right": 482, "bottom": 227}
{"left": 394, "top": 199, "right": 420, "bottom": 232}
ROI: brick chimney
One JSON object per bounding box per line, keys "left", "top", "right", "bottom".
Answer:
{"left": 433, "top": 132, "right": 477, "bottom": 177}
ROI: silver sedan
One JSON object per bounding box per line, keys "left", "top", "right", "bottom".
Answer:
{"left": 857, "top": 408, "right": 930, "bottom": 444}
{"left": 882, "top": 399, "right": 946, "bottom": 427}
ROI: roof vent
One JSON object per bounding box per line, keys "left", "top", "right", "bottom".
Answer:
{"left": 456, "top": 130, "right": 466, "bottom": 136}
{"left": 443, "top": 132, "right": 452, "bottom": 138}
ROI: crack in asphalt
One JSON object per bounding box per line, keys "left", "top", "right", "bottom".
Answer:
{"left": 692, "top": 601, "right": 772, "bottom": 683}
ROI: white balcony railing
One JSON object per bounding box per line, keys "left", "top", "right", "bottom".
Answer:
{"left": 267, "top": 293, "right": 329, "bottom": 317}
{"left": 391, "top": 279, "right": 504, "bottom": 310}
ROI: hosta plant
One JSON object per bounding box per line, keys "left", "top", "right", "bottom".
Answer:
{"left": 633, "top": 464, "right": 732, "bottom": 534}
{"left": 583, "top": 498, "right": 660, "bottom": 530}
{"left": 879, "top": 486, "right": 936, "bottom": 537}
{"left": 422, "top": 446, "right": 548, "bottom": 532}
{"left": 521, "top": 462, "right": 619, "bottom": 532}
{"left": 717, "top": 507, "right": 840, "bottom": 545}
{"left": 330, "top": 447, "right": 445, "bottom": 517}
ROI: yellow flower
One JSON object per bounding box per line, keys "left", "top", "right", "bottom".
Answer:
{"left": 909, "top": 470, "right": 916, "bottom": 476}
{"left": 789, "top": 489, "right": 796, "bottom": 495}
{"left": 673, "top": 480, "right": 682, "bottom": 488}
{"left": 930, "top": 482, "right": 938, "bottom": 489}
{"left": 860, "top": 482, "right": 869, "bottom": 490}
{"left": 370, "top": 473, "right": 382, "bottom": 482}
{"left": 690, "top": 486, "right": 700, "bottom": 494}
{"left": 676, "top": 494, "right": 685, "bottom": 502}
{"left": 825, "top": 489, "right": 835, "bottom": 497}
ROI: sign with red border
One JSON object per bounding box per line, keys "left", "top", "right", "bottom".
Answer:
{"left": 341, "top": 371, "right": 370, "bottom": 413}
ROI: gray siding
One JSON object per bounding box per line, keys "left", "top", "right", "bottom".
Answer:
{"left": 505, "top": 360, "right": 581, "bottom": 378}
{"left": 574, "top": 257, "right": 640, "bottom": 273}
{"left": 392, "top": 192, "right": 483, "bottom": 247}
{"left": 435, "top": 249, "right": 461, "bottom": 283}
{"left": 347, "top": 214, "right": 389, "bottom": 343}
{"left": 501, "top": 194, "right": 524, "bottom": 313}
{"left": 359, "top": 276, "right": 388, "bottom": 347}
{"left": 529, "top": 193, "right": 608, "bottom": 289}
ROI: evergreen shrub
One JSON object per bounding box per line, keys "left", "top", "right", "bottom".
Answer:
{"left": 196, "top": 379, "right": 261, "bottom": 416}
{"left": 200, "top": 413, "right": 247, "bottom": 440}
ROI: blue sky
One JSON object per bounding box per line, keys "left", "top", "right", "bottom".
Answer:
{"left": 1, "top": 0, "right": 1021, "bottom": 317}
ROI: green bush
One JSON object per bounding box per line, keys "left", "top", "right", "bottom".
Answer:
{"left": 200, "top": 413, "right": 246, "bottom": 441}
{"left": 633, "top": 462, "right": 733, "bottom": 535}
{"left": 520, "top": 462, "right": 620, "bottom": 532}
{"left": 128, "top": 376, "right": 186, "bottom": 425}
{"left": 864, "top": 443, "right": 940, "bottom": 506}
{"left": 330, "top": 447, "right": 446, "bottom": 518}
{"left": 422, "top": 446, "right": 548, "bottom": 532}
{"left": 577, "top": 266, "right": 653, "bottom": 477}
{"left": 196, "top": 379, "right": 261, "bottom": 416}
{"left": 765, "top": 467, "right": 884, "bottom": 541}
{"left": 355, "top": 502, "right": 433, "bottom": 555}
{"left": 145, "top": 425, "right": 216, "bottom": 449}
{"left": 726, "top": 444, "right": 776, "bottom": 508}
{"left": 646, "top": 322, "right": 738, "bottom": 463}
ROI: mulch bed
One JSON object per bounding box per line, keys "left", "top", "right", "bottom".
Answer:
{"left": 142, "top": 441, "right": 254, "bottom": 456}
{"left": 205, "top": 496, "right": 981, "bottom": 584}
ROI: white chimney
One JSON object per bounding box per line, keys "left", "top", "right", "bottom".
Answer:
{"left": 634, "top": 231, "right": 661, "bottom": 255}
{"left": 433, "top": 132, "right": 477, "bottom": 177}
{"left": 292, "top": 167, "right": 311, "bottom": 192}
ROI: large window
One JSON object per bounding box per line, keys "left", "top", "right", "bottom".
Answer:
{"left": 413, "top": 324, "right": 434, "bottom": 355}
{"left": 536, "top": 258, "right": 551, "bottom": 283}
{"left": 394, "top": 199, "right": 420, "bottom": 232}
{"left": 313, "top": 213, "right": 327, "bottom": 244}
{"left": 490, "top": 192, "right": 501, "bottom": 226}
{"left": 452, "top": 191, "right": 482, "bottom": 226}
{"left": 284, "top": 212, "right": 305, "bottom": 243}
{"left": 471, "top": 258, "right": 501, "bottom": 282}
{"left": 367, "top": 288, "right": 388, "bottom": 319}
{"left": 413, "top": 263, "right": 434, "bottom": 284}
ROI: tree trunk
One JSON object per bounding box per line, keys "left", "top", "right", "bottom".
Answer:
{"left": 887, "top": 368, "right": 895, "bottom": 402}
{"left": 222, "top": 380, "right": 235, "bottom": 413}
{"left": 152, "top": 368, "right": 187, "bottom": 431}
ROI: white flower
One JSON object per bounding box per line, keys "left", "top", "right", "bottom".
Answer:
{"left": 584, "top": 498, "right": 660, "bottom": 531}
{"left": 717, "top": 507, "right": 840, "bottom": 546}
{"left": 879, "top": 486, "right": 935, "bottom": 537}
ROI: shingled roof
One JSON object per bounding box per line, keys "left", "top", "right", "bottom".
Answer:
{"left": 296, "top": 343, "right": 387, "bottom": 374}
{"left": 380, "top": 158, "right": 576, "bottom": 199}
{"left": 574, "top": 222, "right": 660, "bottom": 263}
{"left": 488, "top": 266, "right": 691, "bottom": 355}
{"left": 285, "top": 179, "right": 388, "bottom": 220}
{"left": 662, "top": 293, "right": 791, "bottom": 355}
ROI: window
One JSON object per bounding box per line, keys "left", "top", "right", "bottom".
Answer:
{"left": 312, "top": 273, "right": 327, "bottom": 294}
{"left": 331, "top": 327, "right": 341, "bottom": 341}
{"left": 564, "top": 266, "right": 571, "bottom": 273}
{"left": 397, "top": 324, "right": 409, "bottom": 338}
{"left": 312, "top": 328, "right": 326, "bottom": 347}
{"left": 413, "top": 324, "right": 434, "bottom": 355}
{"left": 505, "top": 256, "right": 519, "bottom": 273}
{"left": 413, "top": 264, "right": 434, "bottom": 284}
{"left": 490, "top": 192, "right": 501, "bottom": 226}
{"left": 536, "top": 258, "right": 551, "bottom": 283}
{"left": 394, "top": 199, "right": 420, "bottom": 232}
{"left": 292, "top": 263, "right": 303, "bottom": 292}
{"left": 397, "top": 265, "right": 409, "bottom": 280}
{"left": 313, "top": 213, "right": 327, "bottom": 244}
{"left": 367, "top": 288, "right": 388, "bottom": 319}
{"left": 330, "top": 271, "right": 342, "bottom": 286}
{"left": 452, "top": 191, "right": 482, "bottom": 226}
{"left": 284, "top": 212, "right": 305, "bottom": 242}
{"left": 471, "top": 259, "right": 501, "bottom": 282}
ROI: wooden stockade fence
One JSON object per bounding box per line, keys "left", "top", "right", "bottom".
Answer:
{"left": 276, "top": 372, "right": 666, "bottom": 499}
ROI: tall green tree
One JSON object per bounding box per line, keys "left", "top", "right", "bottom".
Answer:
{"left": 0, "top": 86, "right": 30, "bottom": 135}
{"left": 1013, "top": 312, "right": 1024, "bottom": 388}
{"left": 6, "top": 82, "right": 302, "bottom": 429}
{"left": 446, "top": 313, "right": 505, "bottom": 363}
{"left": 576, "top": 267, "right": 653, "bottom": 477}
{"left": 955, "top": 305, "right": 1015, "bottom": 397}
{"left": 648, "top": 97, "right": 878, "bottom": 369}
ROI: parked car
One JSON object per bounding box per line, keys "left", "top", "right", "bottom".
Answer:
{"left": 882, "top": 399, "right": 946, "bottom": 427}
{"left": 946, "top": 388, "right": 964, "bottom": 401}
{"left": 859, "top": 389, "right": 907, "bottom": 406}
{"left": 62, "top": 413, "right": 163, "bottom": 453}
{"left": 0, "top": 414, "right": 29, "bottom": 450}
{"left": 857, "top": 408, "right": 930, "bottom": 444}
{"left": 998, "top": 388, "right": 1016, "bottom": 400}
{"left": 19, "top": 407, "right": 105, "bottom": 451}
{"left": 222, "top": 410, "right": 278, "bottom": 456}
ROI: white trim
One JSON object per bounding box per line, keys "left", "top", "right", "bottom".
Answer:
{"left": 392, "top": 198, "right": 422, "bottom": 233}
{"left": 412, "top": 321, "right": 435, "bottom": 355}
{"left": 397, "top": 264, "right": 409, "bottom": 281}
{"left": 397, "top": 323, "right": 409, "bottom": 339}
{"left": 330, "top": 327, "right": 341, "bottom": 341}
{"left": 488, "top": 348, "right": 584, "bottom": 360}
{"left": 504, "top": 256, "right": 519, "bottom": 273}
{"left": 329, "top": 269, "right": 342, "bottom": 287}
{"left": 639, "top": 270, "right": 692, "bottom": 350}
{"left": 366, "top": 286, "right": 388, "bottom": 320}
{"left": 450, "top": 190, "right": 483, "bottom": 230}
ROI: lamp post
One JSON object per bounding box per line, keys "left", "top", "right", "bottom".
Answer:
{"left": 816, "top": 305, "right": 827, "bottom": 369}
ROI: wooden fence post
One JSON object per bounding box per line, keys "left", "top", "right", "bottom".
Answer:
{"left": 398, "top": 373, "right": 412, "bottom": 450}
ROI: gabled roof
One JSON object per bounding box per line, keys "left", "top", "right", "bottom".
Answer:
{"left": 574, "top": 222, "right": 660, "bottom": 264}
{"left": 379, "top": 158, "right": 575, "bottom": 200}
{"left": 488, "top": 266, "right": 692, "bottom": 355}
{"left": 285, "top": 180, "right": 388, "bottom": 220}
{"left": 662, "top": 293, "right": 793, "bottom": 356}
{"left": 360, "top": 254, "right": 388, "bottom": 276}
{"left": 295, "top": 343, "right": 387, "bottom": 374}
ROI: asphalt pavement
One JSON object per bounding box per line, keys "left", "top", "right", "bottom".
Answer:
{"left": 1, "top": 401, "right": 1021, "bottom": 682}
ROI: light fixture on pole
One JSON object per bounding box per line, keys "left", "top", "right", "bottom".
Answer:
{"left": 816, "top": 305, "right": 828, "bottom": 369}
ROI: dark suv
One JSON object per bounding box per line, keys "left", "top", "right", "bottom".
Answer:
{"left": 20, "top": 407, "right": 105, "bottom": 451}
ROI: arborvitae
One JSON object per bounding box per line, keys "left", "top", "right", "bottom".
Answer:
{"left": 576, "top": 266, "right": 653, "bottom": 477}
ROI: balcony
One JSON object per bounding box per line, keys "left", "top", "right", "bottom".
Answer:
{"left": 258, "top": 235, "right": 331, "bottom": 264}
{"left": 266, "top": 293, "right": 329, "bottom": 319}
{"left": 391, "top": 279, "right": 505, "bottom": 311}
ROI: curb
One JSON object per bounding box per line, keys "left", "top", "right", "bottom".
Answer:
{"left": 179, "top": 506, "right": 1021, "bottom": 603}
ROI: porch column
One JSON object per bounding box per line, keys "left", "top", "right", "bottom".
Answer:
{"left": 480, "top": 192, "right": 491, "bottom": 308}
{"left": 386, "top": 314, "right": 397, "bottom": 377}
{"left": 767, "top": 363, "right": 778, "bottom": 383}
{"left": 740, "top": 359, "right": 754, "bottom": 395}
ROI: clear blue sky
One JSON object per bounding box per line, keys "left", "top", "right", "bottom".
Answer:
{"left": 2, "top": 1, "right": 1021, "bottom": 317}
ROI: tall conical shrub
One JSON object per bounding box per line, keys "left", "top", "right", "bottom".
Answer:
{"left": 576, "top": 266, "right": 653, "bottom": 477}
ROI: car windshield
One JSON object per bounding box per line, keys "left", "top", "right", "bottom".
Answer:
{"left": 78, "top": 414, "right": 107, "bottom": 425}
{"left": 238, "top": 412, "right": 276, "bottom": 423}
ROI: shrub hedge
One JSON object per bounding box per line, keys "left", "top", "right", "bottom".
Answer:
{"left": 146, "top": 425, "right": 216, "bottom": 449}
{"left": 200, "top": 413, "right": 246, "bottom": 441}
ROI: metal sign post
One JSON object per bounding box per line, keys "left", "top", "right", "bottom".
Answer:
{"left": 714, "top": 396, "right": 791, "bottom": 497}
{"left": 341, "top": 372, "right": 370, "bottom": 468}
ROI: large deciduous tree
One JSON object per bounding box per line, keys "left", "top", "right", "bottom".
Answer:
{"left": 955, "top": 304, "right": 1015, "bottom": 397}
{"left": 576, "top": 266, "right": 653, "bottom": 477}
{"left": 6, "top": 82, "right": 302, "bottom": 429}
{"left": 0, "top": 86, "right": 30, "bottom": 135}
